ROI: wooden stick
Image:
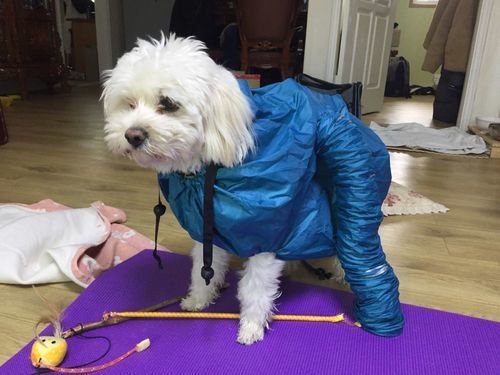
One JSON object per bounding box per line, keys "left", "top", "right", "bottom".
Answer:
{"left": 62, "top": 294, "right": 185, "bottom": 339}
{"left": 61, "top": 283, "right": 230, "bottom": 338}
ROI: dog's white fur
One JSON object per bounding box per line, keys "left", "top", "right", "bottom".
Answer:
{"left": 102, "top": 35, "right": 344, "bottom": 345}
{"left": 102, "top": 35, "right": 254, "bottom": 174}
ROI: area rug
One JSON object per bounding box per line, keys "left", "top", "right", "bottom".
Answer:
{"left": 2, "top": 250, "right": 499, "bottom": 375}
{"left": 382, "top": 181, "right": 449, "bottom": 216}
{"left": 370, "top": 121, "right": 488, "bottom": 155}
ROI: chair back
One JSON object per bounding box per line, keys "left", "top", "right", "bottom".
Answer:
{"left": 235, "top": 0, "right": 301, "bottom": 50}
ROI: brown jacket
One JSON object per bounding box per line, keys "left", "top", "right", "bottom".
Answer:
{"left": 422, "top": 0, "right": 479, "bottom": 73}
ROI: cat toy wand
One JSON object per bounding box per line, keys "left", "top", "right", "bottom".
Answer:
{"left": 61, "top": 294, "right": 187, "bottom": 339}
{"left": 31, "top": 293, "right": 193, "bottom": 372}
{"left": 103, "top": 310, "right": 362, "bottom": 327}
{"left": 32, "top": 339, "right": 150, "bottom": 373}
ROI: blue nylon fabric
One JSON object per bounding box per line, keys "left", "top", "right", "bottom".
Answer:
{"left": 158, "top": 79, "right": 404, "bottom": 336}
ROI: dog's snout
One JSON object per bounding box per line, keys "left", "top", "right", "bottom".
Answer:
{"left": 125, "top": 127, "right": 148, "bottom": 148}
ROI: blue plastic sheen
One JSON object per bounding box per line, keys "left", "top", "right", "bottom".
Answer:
{"left": 158, "top": 79, "right": 404, "bottom": 336}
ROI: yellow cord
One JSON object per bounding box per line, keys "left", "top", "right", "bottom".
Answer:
{"left": 104, "top": 311, "right": 361, "bottom": 327}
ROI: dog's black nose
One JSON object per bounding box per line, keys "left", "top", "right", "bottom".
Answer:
{"left": 125, "top": 127, "right": 148, "bottom": 148}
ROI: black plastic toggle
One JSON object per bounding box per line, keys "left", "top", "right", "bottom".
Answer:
{"left": 152, "top": 194, "right": 167, "bottom": 270}
{"left": 201, "top": 266, "right": 215, "bottom": 286}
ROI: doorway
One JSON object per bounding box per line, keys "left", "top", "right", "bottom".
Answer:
{"left": 57, "top": 0, "right": 99, "bottom": 82}
{"left": 303, "top": 0, "right": 484, "bottom": 129}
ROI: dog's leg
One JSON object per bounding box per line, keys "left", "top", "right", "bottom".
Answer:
{"left": 331, "top": 256, "right": 347, "bottom": 285}
{"left": 180, "top": 242, "right": 229, "bottom": 311}
{"left": 237, "top": 252, "right": 285, "bottom": 345}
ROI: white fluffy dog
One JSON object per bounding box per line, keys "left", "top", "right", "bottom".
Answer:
{"left": 102, "top": 35, "right": 344, "bottom": 345}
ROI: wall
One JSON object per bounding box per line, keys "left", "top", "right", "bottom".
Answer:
{"left": 95, "top": 0, "right": 125, "bottom": 73}
{"left": 95, "top": 0, "right": 176, "bottom": 73}
{"left": 122, "top": 0, "right": 176, "bottom": 51}
{"left": 395, "top": 0, "right": 435, "bottom": 87}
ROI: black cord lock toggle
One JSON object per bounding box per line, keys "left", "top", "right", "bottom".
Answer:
{"left": 153, "top": 193, "right": 167, "bottom": 270}
{"left": 201, "top": 266, "right": 215, "bottom": 286}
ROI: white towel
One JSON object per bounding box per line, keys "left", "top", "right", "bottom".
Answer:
{"left": 0, "top": 204, "right": 108, "bottom": 286}
{"left": 370, "top": 122, "right": 488, "bottom": 155}
{"left": 0, "top": 200, "right": 165, "bottom": 287}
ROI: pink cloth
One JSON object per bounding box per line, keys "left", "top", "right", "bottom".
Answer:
{"left": 0, "top": 199, "right": 166, "bottom": 286}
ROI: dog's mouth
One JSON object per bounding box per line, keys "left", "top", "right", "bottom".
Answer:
{"left": 151, "top": 154, "right": 167, "bottom": 160}
{"left": 125, "top": 148, "right": 166, "bottom": 160}
{"left": 124, "top": 146, "right": 171, "bottom": 168}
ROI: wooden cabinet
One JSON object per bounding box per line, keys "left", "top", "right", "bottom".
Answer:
{"left": 0, "top": 0, "right": 67, "bottom": 96}
{"left": 69, "top": 18, "right": 98, "bottom": 81}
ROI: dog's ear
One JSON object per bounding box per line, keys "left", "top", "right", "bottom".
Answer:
{"left": 201, "top": 69, "right": 254, "bottom": 168}
{"left": 100, "top": 70, "right": 115, "bottom": 117}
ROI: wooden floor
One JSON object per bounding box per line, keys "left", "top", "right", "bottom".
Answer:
{"left": 1, "top": 85, "right": 499, "bottom": 364}
{"left": 364, "top": 95, "right": 453, "bottom": 128}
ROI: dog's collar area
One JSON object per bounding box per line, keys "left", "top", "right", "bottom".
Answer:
{"left": 153, "top": 162, "right": 218, "bottom": 286}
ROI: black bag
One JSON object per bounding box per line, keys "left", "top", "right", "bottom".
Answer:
{"left": 433, "top": 69, "right": 465, "bottom": 124}
{"left": 296, "top": 73, "right": 363, "bottom": 118}
{"left": 385, "top": 56, "right": 410, "bottom": 98}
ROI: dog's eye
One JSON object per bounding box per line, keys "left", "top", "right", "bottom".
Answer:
{"left": 129, "top": 103, "right": 136, "bottom": 110}
{"left": 158, "top": 96, "right": 179, "bottom": 113}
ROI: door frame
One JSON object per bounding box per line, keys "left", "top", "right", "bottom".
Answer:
{"left": 302, "top": 0, "right": 342, "bottom": 82}
{"left": 457, "top": 0, "right": 494, "bottom": 131}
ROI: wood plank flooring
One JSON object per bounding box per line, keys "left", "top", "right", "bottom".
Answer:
{"left": 0, "top": 85, "right": 499, "bottom": 365}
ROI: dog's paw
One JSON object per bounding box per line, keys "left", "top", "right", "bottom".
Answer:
{"left": 237, "top": 321, "right": 265, "bottom": 345}
{"left": 180, "top": 295, "right": 211, "bottom": 311}
{"left": 331, "top": 257, "right": 348, "bottom": 286}
{"left": 333, "top": 274, "right": 348, "bottom": 285}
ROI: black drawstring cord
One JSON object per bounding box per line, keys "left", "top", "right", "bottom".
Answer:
{"left": 153, "top": 191, "right": 166, "bottom": 269}
{"left": 153, "top": 163, "right": 217, "bottom": 282}
{"left": 201, "top": 162, "right": 218, "bottom": 285}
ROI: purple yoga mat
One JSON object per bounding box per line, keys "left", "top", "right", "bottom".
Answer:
{"left": 2, "top": 250, "right": 499, "bottom": 374}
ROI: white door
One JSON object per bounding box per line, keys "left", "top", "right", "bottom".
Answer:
{"left": 303, "top": 0, "right": 397, "bottom": 114}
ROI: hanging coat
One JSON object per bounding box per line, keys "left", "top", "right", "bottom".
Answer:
{"left": 422, "top": 0, "right": 479, "bottom": 73}
{"left": 158, "top": 79, "right": 404, "bottom": 336}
